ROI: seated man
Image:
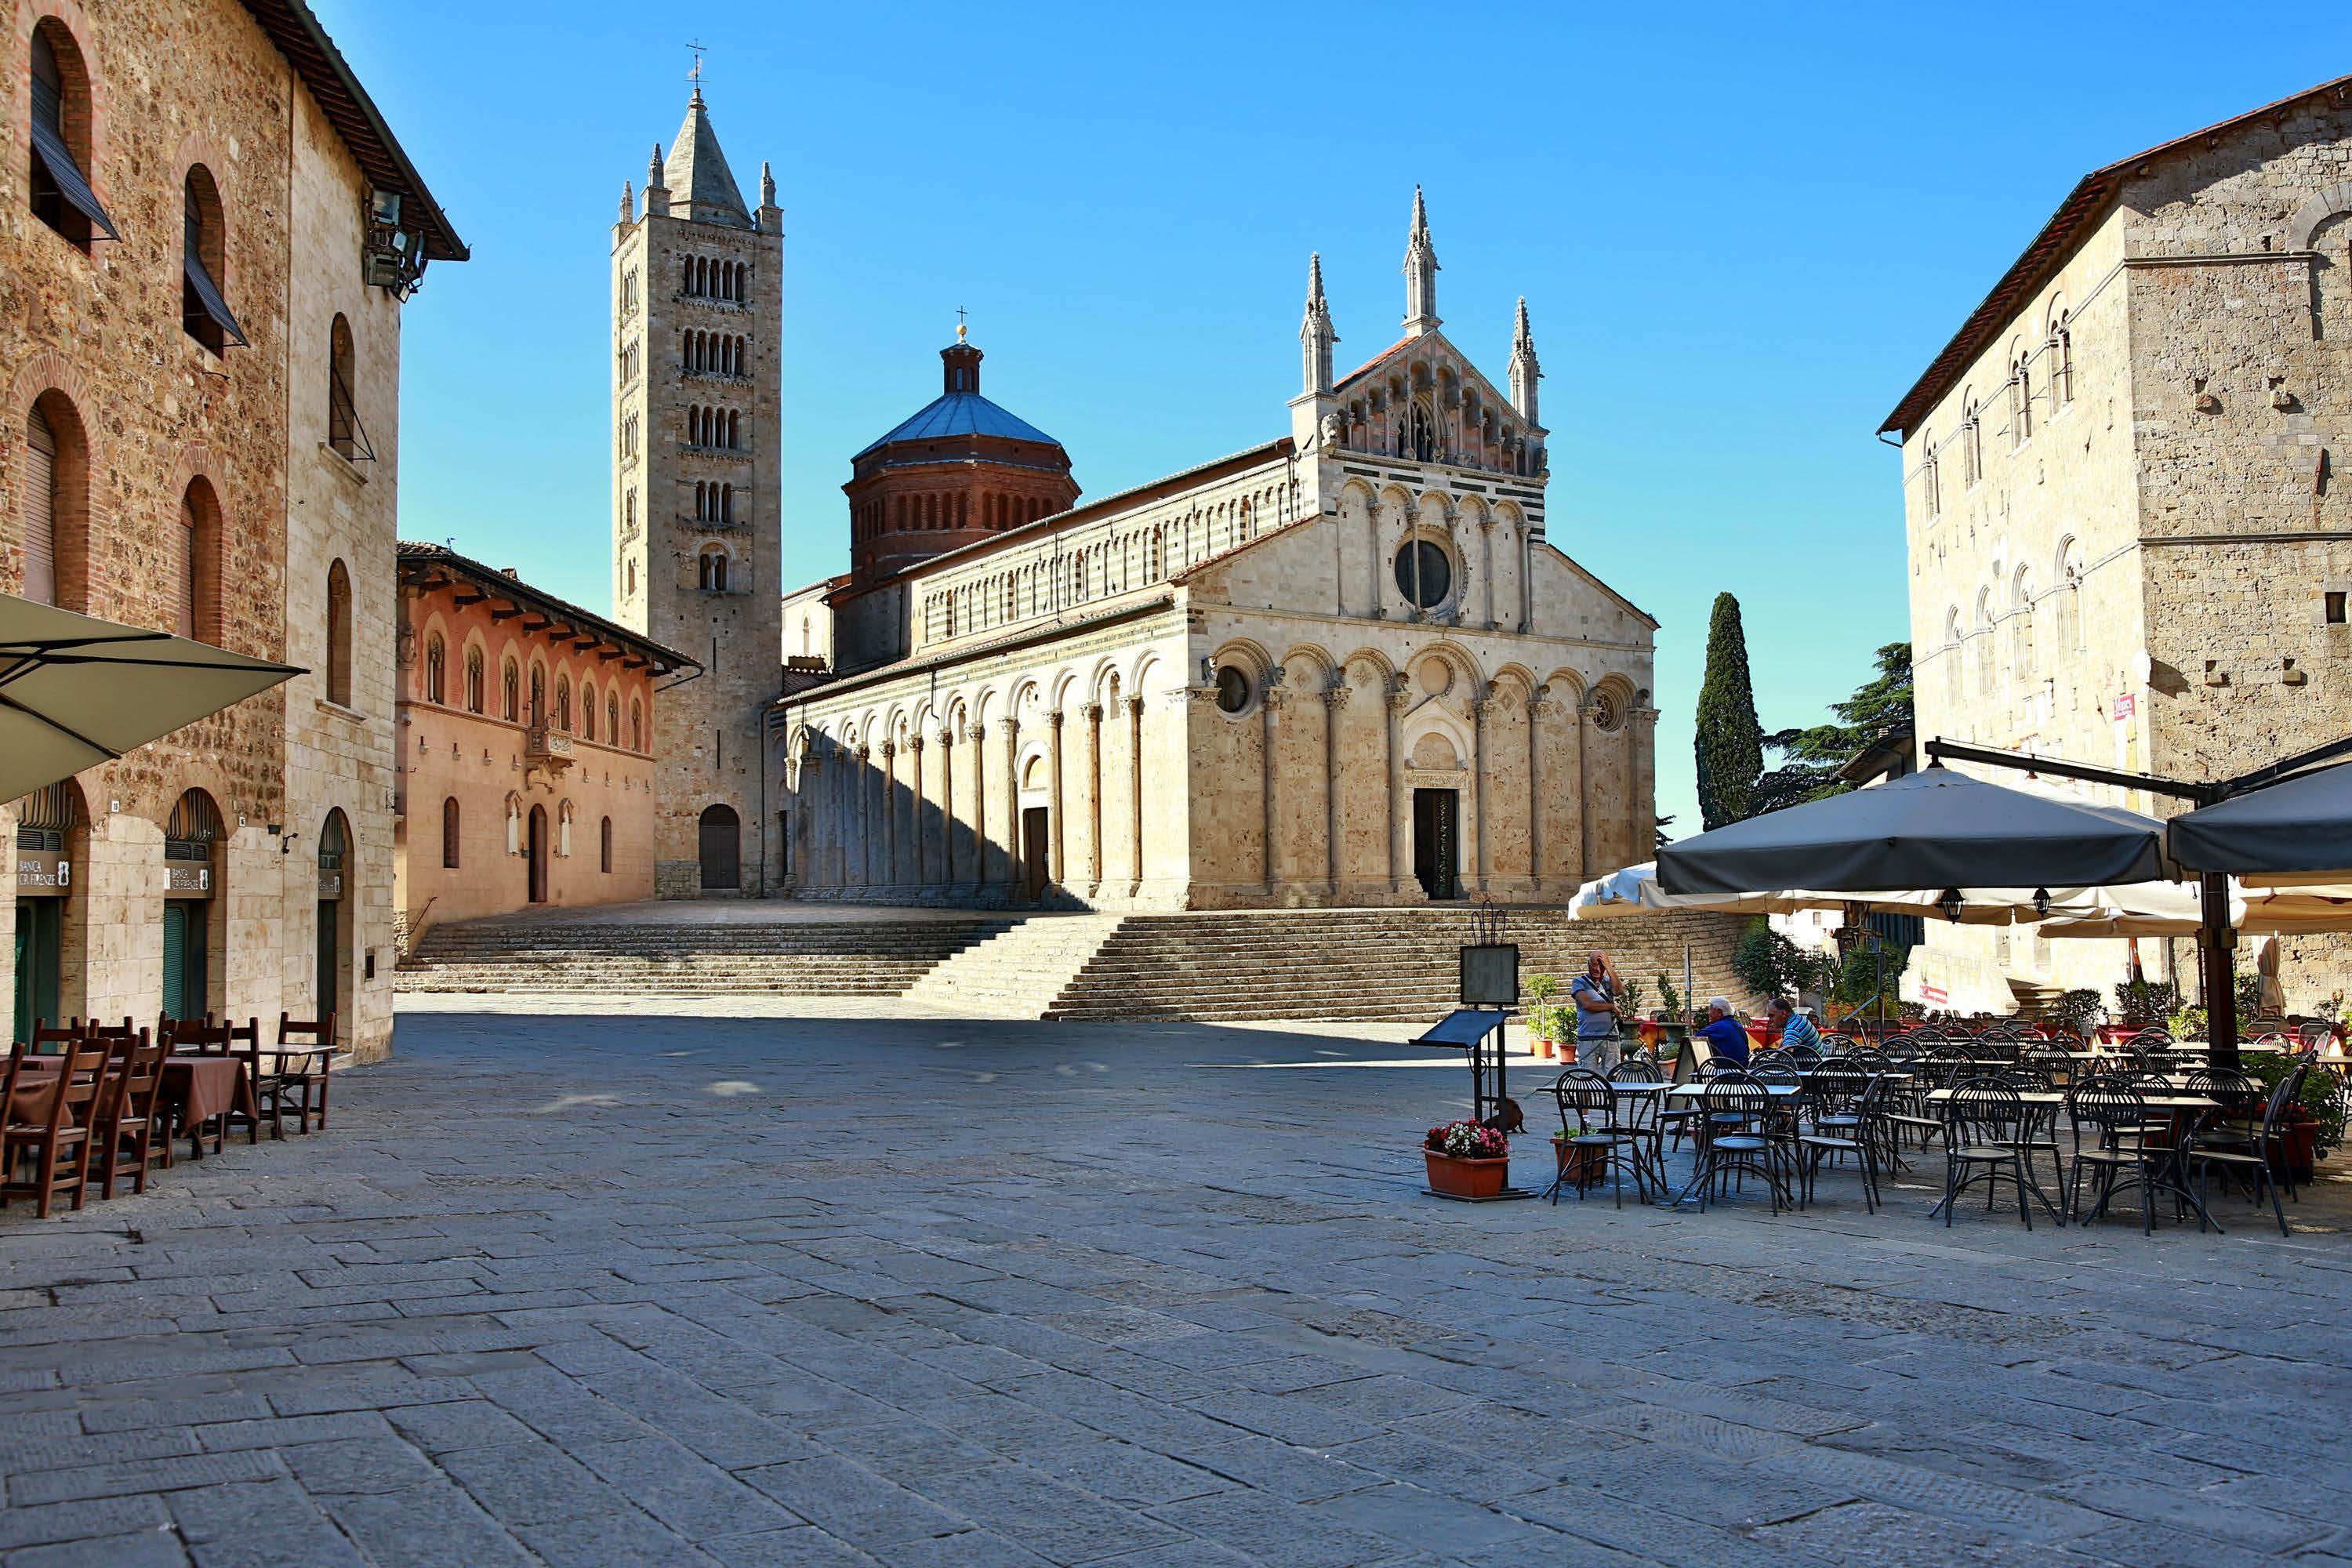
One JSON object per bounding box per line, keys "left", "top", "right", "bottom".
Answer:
{"left": 1766, "top": 995, "right": 1820, "bottom": 1054}
{"left": 1694, "top": 996, "right": 1751, "bottom": 1068}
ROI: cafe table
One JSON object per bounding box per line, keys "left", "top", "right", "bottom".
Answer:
{"left": 1926, "top": 1086, "right": 2221, "bottom": 1229}
{"left": 8, "top": 1051, "right": 255, "bottom": 1163}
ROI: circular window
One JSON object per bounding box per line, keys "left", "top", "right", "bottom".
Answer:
{"left": 1214, "top": 665, "right": 1252, "bottom": 713}
{"left": 1592, "top": 687, "right": 1625, "bottom": 733}
{"left": 1394, "top": 541, "right": 1452, "bottom": 609}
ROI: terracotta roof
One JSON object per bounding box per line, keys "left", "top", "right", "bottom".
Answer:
{"left": 397, "top": 543, "right": 695, "bottom": 673}
{"left": 1334, "top": 336, "right": 1416, "bottom": 391}
{"left": 1879, "top": 72, "right": 2352, "bottom": 437}
{"left": 238, "top": 0, "right": 466, "bottom": 262}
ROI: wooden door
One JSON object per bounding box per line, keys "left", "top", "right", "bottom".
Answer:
{"left": 528, "top": 805, "right": 549, "bottom": 903}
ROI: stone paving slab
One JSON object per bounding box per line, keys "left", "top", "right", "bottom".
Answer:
{"left": 2, "top": 1007, "right": 2350, "bottom": 1566}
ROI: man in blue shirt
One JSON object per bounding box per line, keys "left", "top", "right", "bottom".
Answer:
{"left": 1567, "top": 952, "right": 1622, "bottom": 1072}
{"left": 1695, "top": 996, "right": 1751, "bottom": 1069}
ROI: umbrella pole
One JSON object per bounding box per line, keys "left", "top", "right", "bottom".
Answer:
{"left": 2199, "top": 870, "right": 2241, "bottom": 1072}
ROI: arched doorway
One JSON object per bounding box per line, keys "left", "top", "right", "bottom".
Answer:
{"left": 526, "top": 804, "right": 549, "bottom": 904}
{"left": 316, "top": 810, "right": 349, "bottom": 1030}
{"left": 698, "top": 804, "right": 740, "bottom": 891}
{"left": 12, "top": 782, "right": 76, "bottom": 1038}
{"left": 163, "top": 788, "right": 223, "bottom": 1022}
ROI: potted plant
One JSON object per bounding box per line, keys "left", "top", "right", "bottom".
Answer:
{"left": 2047, "top": 988, "right": 2102, "bottom": 1043}
{"left": 2249, "top": 1054, "right": 2345, "bottom": 1185}
{"left": 1424, "top": 1120, "right": 1511, "bottom": 1200}
{"left": 1551, "top": 1121, "right": 1608, "bottom": 1190}
{"left": 1653, "top": 973, "right": 1690, "bottom": 1052}
{"left": 2109, "top": 978, "right": 2182, "bottom": 1040}
{"left": 1525, "top": 974, "right": 1559, "bottom": 1060}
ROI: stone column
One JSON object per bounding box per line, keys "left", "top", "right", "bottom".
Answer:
{"left": 880, "top": 741, "right": 898, "bottom": 890}
{"left": 1479, "top": 514, "right": 1497, "bottom": 629}
{"left": 794, "top": 757, "right": 817, "bottom": 888}
{"left": 1125, "top": 695, "right": 1146, "bottom": 893}
{"left": 1260, "top": 681, "right": 1284, "bottom": 895}
{"left": 1577, "top": 697, "right": 1597, "bottom": 882}
{"left": 966, "top": 722, "right": 989, "bottom": 896}
{"left": 1519, "top": 520, "right": 1534, "bottom": 633}
{"left": 1322, "top": 681, "right": 1349, "bottom": 897}
{"left": 1047, "top": 710, "right": 1066, "bottom": 887}
{"left": 1629, "top": 705, "right": 1659, "bottom": 869}
{"left": 1469, "top": 691, "right": 1491, "bottom": 895}
{"left": 1000, "top": 717, "right": 1022, "bottom": 899}
{"left": 1367, "top": 498, "right": 1386, "bottom": 618}
{"left": 937, "top": 727, "right": 957, "bottom": 889}
{"left": 908, "top": 736, "right": 926, "bottom": 887}
{"left": 1526, "top": 689, "right": 1555, "bottom": 894}
{"left": 855, "top": 745, "right": 873, "bottom": 889}
{"left": 1083, "top": 701, "right": 1105, "bottom": 895}
{"left": 1385, "top": 675, "right": 1408, "bottom": 895}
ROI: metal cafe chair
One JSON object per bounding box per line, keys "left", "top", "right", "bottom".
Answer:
{"left": 1545, "top": 1069, "right": 1647, "bottom": 1209}
{"left": 1607, "top": 1056, "right": 1670, "bottom": 1188}
{"left": 2183, "top": 1064, "right": 2308, "bottom": 1237}
{"left": 2066, "top": 1077, "right": 2166, "bottom": 1235}
{"left": 1937, "top": 1080, "right": 2045, "bottom": 1229}
{"left": 1794, "top": 1067, "right": 1886, "bottom": 1213}
{"left": 1686, "top": 1073, "right": 1790, "bottom": 1214}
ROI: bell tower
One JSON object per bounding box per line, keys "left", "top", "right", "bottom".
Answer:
{"left": 612, "top": 87, "right": 786, "bottom": 895}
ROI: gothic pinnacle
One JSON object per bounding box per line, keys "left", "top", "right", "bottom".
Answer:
{"left": 647, "top": 143, "right": 665, "bottom": 187}
{"left": 760, "top": 161, "right": 776, "bottom": 208}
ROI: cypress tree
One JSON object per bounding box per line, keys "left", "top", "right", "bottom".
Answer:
{"left": 1694, "top": 592, "right": 1764, "bottom": 830}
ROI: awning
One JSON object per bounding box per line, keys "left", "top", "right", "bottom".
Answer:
{"left": 29, "top": 113, "right": 118, "bottom": 241}
{"left": 183, "top": 255, "right": 248, "bottom": 348}
{"left": 2169, "top": 760, "right": 2352, "bottom": 883}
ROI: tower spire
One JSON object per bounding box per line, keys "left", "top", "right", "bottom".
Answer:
{"left": 644, "top": 143, "right": 669, "bottom": 217}
{"left": 619, "top": 179, "right": 634, "bottom": 225}
{"left": 1403, "top": 186, "right": 1440, "bottom": 336}
{"left": 1300, "top": 252, "right": 1337, "bottom": 397}
{"left": 1508, "top": 296, "right": 1541, "bottom": 423}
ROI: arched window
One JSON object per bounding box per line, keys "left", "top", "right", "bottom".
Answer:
{"left": 581, "top": 683, "right": 597, "bottom": 741}
{"left": 528, "top": 664, "right": 545, "bottom": 727}
{"left": 327, "top": 314, "right": 365, "bottom": 460}
{"left": 1962, "top": 392, "right": 1983, "bottom": 486}
{"left": 27, "top": 23, "right": 114, "bottom": 248}
{"left": 631, "top": 699, "right": 644, "bottom": 751}
{"left": 177, "top": 477, "right": 223, "bottom": 641}
{"left": 502, "top": 659, "right": 519, "bottom": 722}
{"left": 325, "top": 558, "right": 351, "bottom": 707}
{"left": 424, "top": 633, "right": 446, "bottom": 704}
{"left": 555, "top": 673, "right": 571, "bottom": 731}
{"left": 1919, "top": 430, "right": 1940, "bottom": 521}
{"left": 1974, "top": 589, "right": 1995, "bottom": 699}
{"left": 22, "top": 393, "right": 92, "bottom": 610}
{"left": 441, "top": 797, "right": 461, "bottom": 869}
{"left": 1944, "top": 608, "right": 1962, "bottom": 709}
{"left": 699, "top": 549, "right": 728, "bottom": 592}
{"left": 600, "top": 816, "right": 613, "bottom": 873}
{"left": 623, "top": 490, "right": 636, "bottom": 535}
{"left": 606, "top": 693, "right": 619, "bottom": 742}
{"left": 2056, "top": 538, "right": 2085, "bottom": 655}
{"left": 181, "top": 166, "right": 243, "bottom": 354}
{"left": 465, "top": 648, "right": 485, "bottom": 713}
{"left": 2012, "top": 568, "right": 2036, "bottom": 677}
{"left": 2009, "top": 348, "right": 2032, "bottom": 448}
{"left": 2053, "top": 310, "right": 2074, "bottom": 408}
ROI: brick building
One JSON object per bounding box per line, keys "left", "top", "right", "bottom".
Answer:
{"left": 608, "top": 90, "right": 785, "bottom": 897}
{"left": 779, "top": 197, "right": 1661, "bottom": 910}
{"left": 1882, "top": 74, "right": 2352, "bottom": 1014}
{"left": 393, "top": 544, "right": 691, "bottom": 937}
{"left": 0, "top": 0, "right": 464, "bottom": 1058}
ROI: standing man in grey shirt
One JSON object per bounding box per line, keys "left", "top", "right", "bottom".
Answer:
{"left": 1568, "top": 951, "right": 1622, "bottom": 1073}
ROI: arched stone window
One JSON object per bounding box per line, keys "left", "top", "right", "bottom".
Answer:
{"left": 327, "top": 314, "right": 365, "bottom": 460}
{"left": 424, "top": 633, "right": 446, "bottom": 704}
{"left": 2009, "top": 347, "right": 2032, "bottom": 448}
{"left": 1919, "top": 430, "right": 1940, "bottom": 520}
{"left": 501, "top": 658, "right": 519, "bottom": 722}
{"left": 554, "top": 673, "right": 572, "bottom": 731}
{"left": 581, "top": 682, "right": 597, "bottom": 741}
{"left": 441, "top": 797, "right": 460, "bottom": 869}
{"left": 179, "top": 477, "right": 222, "bottom": 641}
{"left": 22, "top": 393, "right": 89, "bottom": 609}
{"left": 699, "top": 548, "right": 728, "bottom": 592}
{"left": 630, "top": 699, "right": 644, "bottom": 751}
{"left": 2012, "top": 568, "right": 2035, "bottom": 676}
{"left": 181, "top": 166, "right": 243, "bottom": 354}
{"left": 465, "top": 647, "right": 485, "bottom": 713}
{"left": 325, "top": 559, "right": 352, "bottom": 707}
{"left": 528, "top": 663, "right": 545, "bottom": 727}
{"left": 606, "top": 693, "right": 619, "bottom": 742}
{"left": 27, "top": 22, "right": 114, "bottom": 248}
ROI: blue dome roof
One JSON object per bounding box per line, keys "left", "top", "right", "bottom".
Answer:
{"left": 855, "top": 391, "right": 1062, "bottom": 458}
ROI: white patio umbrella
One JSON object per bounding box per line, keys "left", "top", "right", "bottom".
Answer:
{"left": 0, "top": 596, "right": 300, "bottom": 803}
{"left": 1571, "top": 862, "right": 2080, "bottom": 927}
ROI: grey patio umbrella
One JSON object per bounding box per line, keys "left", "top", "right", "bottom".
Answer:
{"left": 0, "top": 596, "right": 301, "bottom": 804}
{"left": 2169, "top": 760, "right": 2352, "bottom": 884}
{"left": 1656, "top": 765, "right": 2169, "bottom": 898}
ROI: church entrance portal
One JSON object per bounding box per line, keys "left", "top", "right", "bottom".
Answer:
{"left": 1412, "top": 788, "right": 1459, "bottom": 901}
{"left": 1022, "top": 808, "right": 1049, "bottom": 902}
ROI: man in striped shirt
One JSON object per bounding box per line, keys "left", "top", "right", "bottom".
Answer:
{"left": 1766, "top": 996, "right": 1820, "bottom": 1054}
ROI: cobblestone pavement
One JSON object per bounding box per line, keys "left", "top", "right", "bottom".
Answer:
{"left": 3, "top": 1009, "right": 2350, "bottom": 1567}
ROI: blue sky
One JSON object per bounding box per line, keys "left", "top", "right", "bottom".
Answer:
{"left": 328, "top": 0, "right": 2352, "bottom": 844}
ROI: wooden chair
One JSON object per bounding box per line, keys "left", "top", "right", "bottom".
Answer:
{"left": 263, "top": 1014, "right": 337, "bottom": 1134}
{"left": 160, "top": 1019, "right": 235, "bottom": 1156}
{"left": 88, "top": 1037, "right": 164, "bottom": 1200}
{"left": 1, "top": 1042, "right": 106, "bottom": 1217}
{"left": 28, "top": 1019, "right": 85, "bottom": 1056}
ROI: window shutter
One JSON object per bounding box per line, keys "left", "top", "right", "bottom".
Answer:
{"left": 176, "top": 495, "right": 198, "bottom": 637}
{"left": 22, "top": 407, "right": 57, "bottom": 605}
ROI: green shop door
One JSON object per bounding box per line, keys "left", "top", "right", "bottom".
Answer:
{"left": 162, "top": 900, "right": 209, "bottom": 1022}
{"left": 13, "top": 898, "right": 61, "bottom": 1041}
{"left": 314, "top": 898, "right": 339, "bottom": 1023}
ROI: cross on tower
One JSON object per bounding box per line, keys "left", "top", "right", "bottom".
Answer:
{"left": 686, "top": 40, "right": 708, "bottom": 95}
{"left": 956, "top": 305, "right": 968, "bottom": 342}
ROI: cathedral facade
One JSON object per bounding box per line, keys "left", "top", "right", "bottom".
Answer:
{"left": 610, "top": 93, "right": 784, "bottom": 896}
{"left": 778, "top": 196, "right": 1660, "bottom": 909}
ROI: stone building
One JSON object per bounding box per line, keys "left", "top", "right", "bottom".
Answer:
{"left": 0, "top": 0, "right": 463, "bottom": 1057}
{"left": 392, "top": 543, "right": 691, "bottom": 936}
{"left": 1882, "top": 73, "right": 2352, "bottom": 1013}
{"left": 608, "top": 90, "right": 784, "bottom": 898}
{"left": 778, "top": 195, "right": 1659, "bottom": 909}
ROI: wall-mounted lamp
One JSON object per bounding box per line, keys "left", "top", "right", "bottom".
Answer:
{"left": 1936, "top": 888, "right": 1964, "bottom": 923}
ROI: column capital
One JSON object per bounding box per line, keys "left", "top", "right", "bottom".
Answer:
{"left": 1047, "top": 709, "right": 1065, "bottom": 731}
{"left": 965, "top": 723, "right": 987, "bottom": 744}
{"left": 936, "top": 727, "right": 956, "bottom": 749}
{"left": 1527, "top": 699, "right": 1560, "bottom": 720}
{"left": 907, "top": 735, "right": 924, "bottom": 754}
{"left": 997, "top": 717, "right": 1019, "bottom": 739}
{"left": 855, "top": 744, "right": 872, "bottom": 761}
{"left": 1081, "top": 702, "right": 1105, "bottom": 723}
{"left": 879, "top": 740, "right": 895, "bottom": 760}
{"left": 1323, "top": 683, "right": 1352, "bottom": 710}
{"left": 1122, "top": 695, "right": 1145, "bottom": 717}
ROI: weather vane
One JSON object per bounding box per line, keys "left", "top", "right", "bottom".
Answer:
{"left": 956, "top": 305, "right": 968, "bottom": 342}
{"left": 687, "top": 40, "right": 708, "bottom": 94}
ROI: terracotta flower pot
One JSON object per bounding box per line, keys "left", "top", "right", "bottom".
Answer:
{"left": 1552, "top": 1137, "right": 1606, "bottom": 1189}
{"left": 1534, "top": 1036, "right": 1555, "bottom": 1061}
{"left": 1425, "top": 1150, "right": 1511, "bottom": 1200}
{"left": 2271, "top": 1109, "right": 2319, "bottom": 1186}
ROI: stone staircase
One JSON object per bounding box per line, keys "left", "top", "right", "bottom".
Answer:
{"left": 397, "top": 916, "right": 1013, "bottom": 996}
{"left": 1042, "top": 907, "right": 1747, "bottom": 1024}
{"left": 901, "top": 913, "right": 1127, "bottom": 1019}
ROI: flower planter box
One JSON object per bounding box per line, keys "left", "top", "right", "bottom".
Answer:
{"left": 1424, "top": 1151, "right": 1512, "bottom": 1200}
{"left": 2270, "top": 1110, "right": 2320, "bottom": 1186}
{"left": 1552, "top": 1137, "right": 1607, "bottom": 1190}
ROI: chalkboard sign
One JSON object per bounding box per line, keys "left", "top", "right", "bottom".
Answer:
{"left": 1459, "top": 942, "right": 1519, "bottom": 1007}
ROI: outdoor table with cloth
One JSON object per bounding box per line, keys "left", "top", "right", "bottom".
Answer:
{"left": 10, "top": 1053, "right": 254, "bottom": 1160}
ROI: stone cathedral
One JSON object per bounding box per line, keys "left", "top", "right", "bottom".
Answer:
{"left": 779, "top": 193, "right": 1661, "bottom": 909}
{"left": 610, "top": 90, "right": 784, "bottom": 896}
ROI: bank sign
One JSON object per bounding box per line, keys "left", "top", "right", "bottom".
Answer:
{"left": 165, "top": 864, "right": 211, "bottom": 895}
{"left": 16, "top": 853, "right": 69, "bottom": 895}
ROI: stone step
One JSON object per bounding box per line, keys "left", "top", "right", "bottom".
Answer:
{"left": 902, "top": 914, "right": 1126, "bottom": 1020}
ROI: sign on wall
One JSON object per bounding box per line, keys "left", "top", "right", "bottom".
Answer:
{"left": 16, "top": 854, "right": 70, "bottom": 895}
{"left": 165, "top": 865, "right": 212, "bottom": 896}
{"left": 2112, "top": 694, "right": 2136, "bottom": 721}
